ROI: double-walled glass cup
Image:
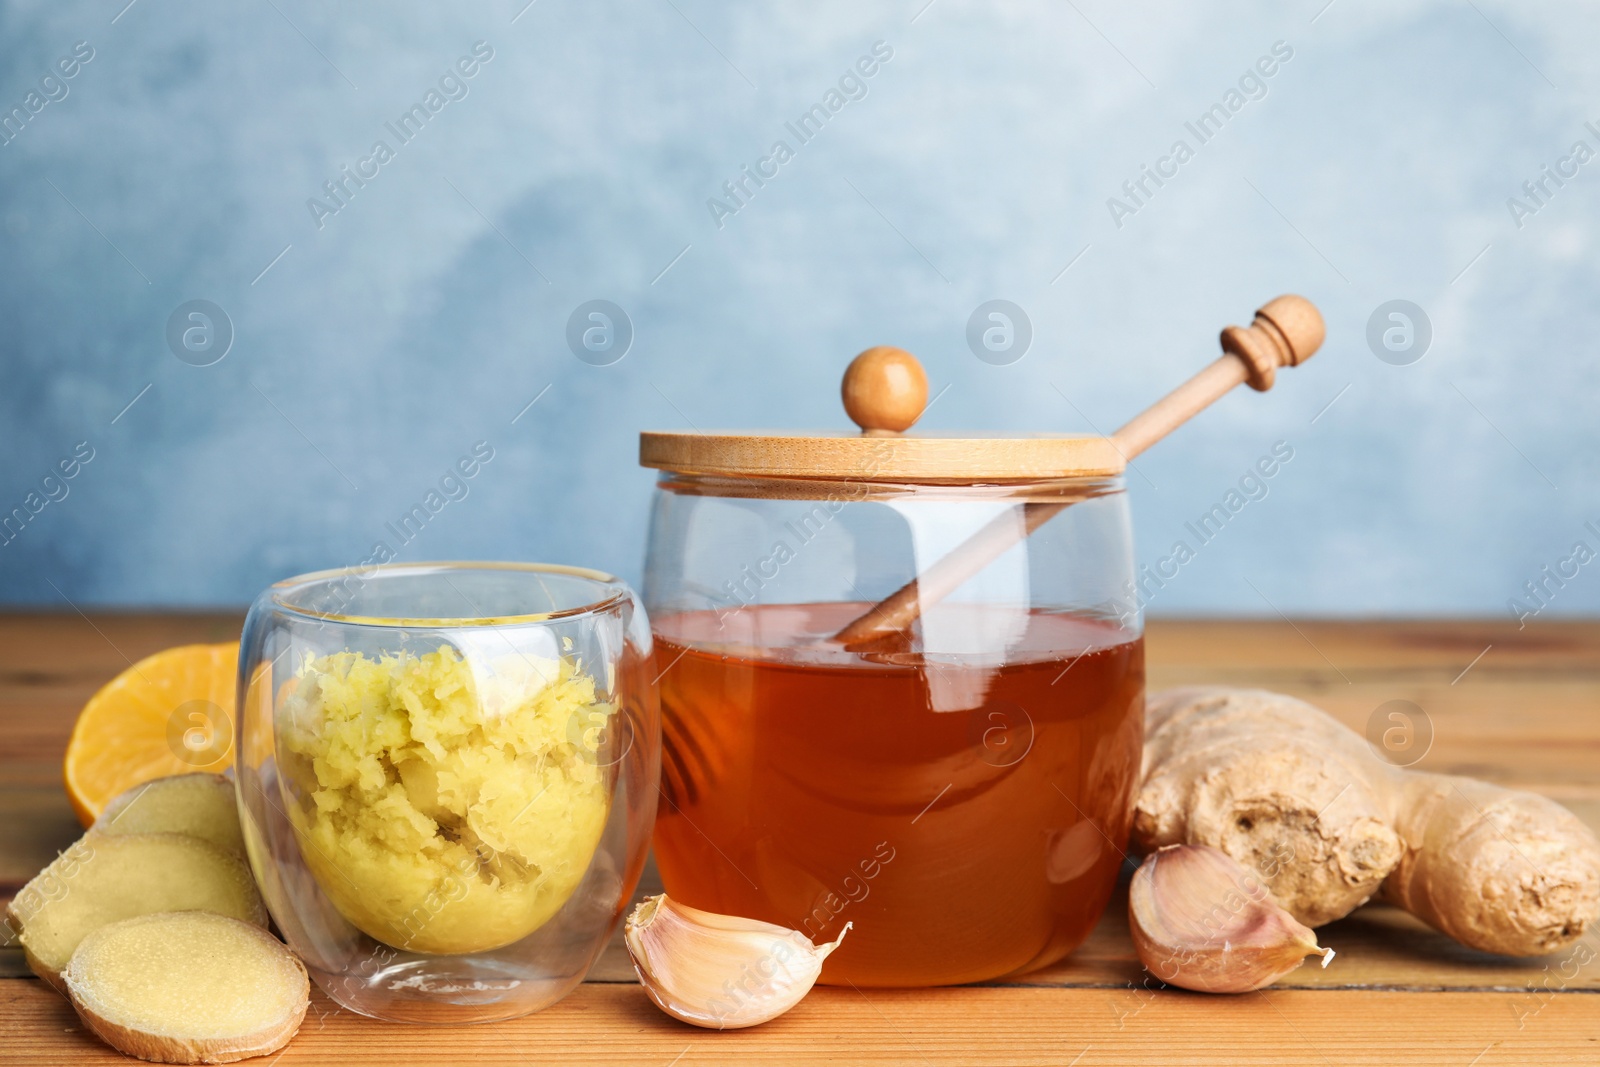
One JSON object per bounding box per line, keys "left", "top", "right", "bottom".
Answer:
{"left": 643, "top": 472, "right": 1144, "bottom": 987}
{"left": 236, "top": 562, "right": 658, "bottom": 1023}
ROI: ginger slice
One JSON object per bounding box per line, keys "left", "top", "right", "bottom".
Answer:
{"left": 64, "top": 911, "right": 308, "bottom": 1065}
{"left": 6, "top": 832, "right": 267, "bottom": 991}
{"left": 94, "top": 774, "right": 245, "bottom": 856}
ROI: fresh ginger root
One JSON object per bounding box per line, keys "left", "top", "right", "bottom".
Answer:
{"left": 1134, "top": 688, "right": 1600, "bottom": 956}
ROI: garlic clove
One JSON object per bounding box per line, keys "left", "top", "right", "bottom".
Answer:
{"left": 1129, "top": 844, "right": 1333, "bottom": 994}
{"left": 623, "top": 894, "right": 848, "bottom": 1029}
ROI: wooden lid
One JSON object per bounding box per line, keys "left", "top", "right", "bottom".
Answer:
{"left": 639, "top": 346, "right": 1125, "bottom": 484}
{"left": 639, "top": 431, "right": 1125, "bottom": 483}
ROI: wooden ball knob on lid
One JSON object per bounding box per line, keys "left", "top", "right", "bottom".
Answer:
{"left": 842, "top": 346, "right": 928, "bottom": 434}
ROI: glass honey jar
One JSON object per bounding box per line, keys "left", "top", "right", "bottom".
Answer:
{"left": 638, "top": 348, "right": 1146, "bottom": 987}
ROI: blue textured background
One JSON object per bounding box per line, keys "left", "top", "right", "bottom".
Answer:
{"left": 2, "top": 0, "right": 1596, "bottom": 617}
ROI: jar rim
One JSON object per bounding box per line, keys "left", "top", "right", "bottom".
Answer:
{"left": 266, "top": 561, "right": 629, "bottom": 627}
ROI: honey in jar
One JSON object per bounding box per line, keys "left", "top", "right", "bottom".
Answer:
{"left": 651, "top": 602, "right": 1142, "bottom": 986}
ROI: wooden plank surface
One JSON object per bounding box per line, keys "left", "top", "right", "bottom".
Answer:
{"left": 2, "top": 613, "right": 1598, "bottom": 1065}
{"left": 6, "top": 980, "right": 1600, "bottom": 1067}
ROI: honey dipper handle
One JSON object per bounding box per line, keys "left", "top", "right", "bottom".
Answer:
{"left": 831, "top": 295, "right": 1324, "bottom": 647}
{"left": 1111, "top": 294, "right": 1324, "bottom": 459}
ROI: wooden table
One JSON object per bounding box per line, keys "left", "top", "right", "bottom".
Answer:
{"left": 3, "top": 614, "right": 1598, "bottom": 1065}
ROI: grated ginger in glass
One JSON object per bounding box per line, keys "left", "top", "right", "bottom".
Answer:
{"left": 278, "top": 645, "right": 610, "bottom": 954}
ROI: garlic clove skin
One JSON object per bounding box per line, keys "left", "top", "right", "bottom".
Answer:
{"left": 624, "top": 894, "right": 849, "bottom": 1029}
{"left": 1129, "top": 844, "right": 1333, "bottom": 994}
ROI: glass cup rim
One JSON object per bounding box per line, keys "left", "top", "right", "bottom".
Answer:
{"left": 265, "top": 561, "right": 630, "bottom": 628}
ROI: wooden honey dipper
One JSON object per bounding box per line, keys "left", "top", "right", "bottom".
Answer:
{"left": 832, "top": 294, "right": 1325, "bottom": 646}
